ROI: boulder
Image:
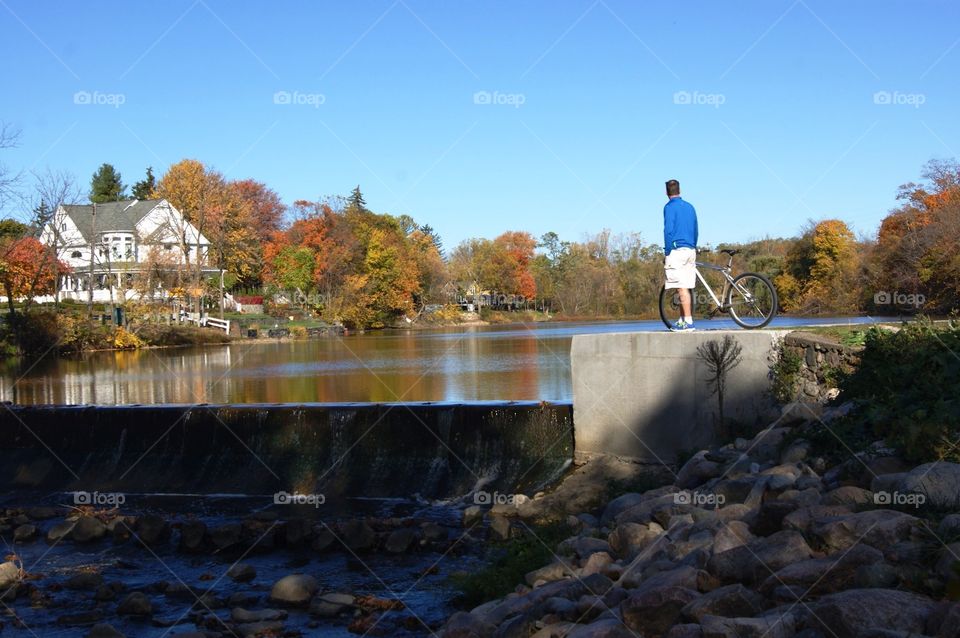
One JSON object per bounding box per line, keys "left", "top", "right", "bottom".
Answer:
{"left": 226, "top": 563, "right": 256, "bottom": 583}
{"left": 340, "top": 519, "right": 376, "bottom": 551}
{"left": 621, "top": 586, "right": 700, "bottom": 635}
{"left": 463, "top": 505, "right": 484, "bottom": 527}
{"left": 178, "top": 520, "right": 206, "bottom": 552}
{"left": 117, "top": 591, "right": 153, "bottom": 616}
{"left": 87, "top": 624, "right": 126, "bottom": 637}
{"left": 781, "top": 504, "right": 851, "bottom": 534}
{"left": 422, "top": 522, "right": 448, "bottom": 542}
{"left": 565, "top": 618, "right": 636, "bottom": 638}
{"left": 580, "top": 552, "right": 614, "bottom": 577}
{"left": 46, "top": 519, "right": 76, "bottom": 543}
{"left": 442, "top": 611, "right": 496, "bottom": 638}
{"left": 812, "top": 509, "right": 919, "bottom": 553}
{"left": 489, "top": 514, "right": 511, "bottom": 541}
{"left": 13, "top": 524, "right": 37, "bottom": 542}
{"left": 558, "top": 536, "right": 611, "bottom": 560}
{"left": 897, "top": 462, "right": 960, "bottom": 509}
{"left": 805, "top": 588, "right": 937, "bottom": 638}
{"left": 269, "top": 574, "right": 319, "bottom": 607}
{"left": 71, "top": 516, "right": 107, "bottom": 543}
{"left": 607, "top": 521, "right": 663, "bottom": 559}
{"left": 939, "top": 514, "right": 960, "bottom": 539}
{"left": 0, "top": 561, "right": 20, "bottom": 589}
{"left": 210, "top": 522, "right": 242, "bottom": 549}
{"left": 526, "top": 560, "right": 576, "bottom": 586}
{"left": 758, "top": 544, "right": 883, "bottom": 596}
{"left": 311, "top": 528, "right": 336, "bottom": 552}
{"left": 751, "top": 501, "right": 798, "bottom": 537}
{"left": 230, "top": 608, "right": 288, "bottom": 623}
{"left": 707, "top": 530, "right": 812, "bottom": 584}
{"left": 821, "top": 486, "right": 874, "bottom": 507}
{"left": 384, "top": 528, "right": 417, "bottom": 553}
{"left": 854, "top": 562, "right": 899, "bottom": 589}
{"left": 680, "top": 584, "right": 765, "bottom": 622}
{"left": 134, "top": 514, "right": 170, "bottom": 547}
{"left": 676, "top": 452, "right": 723, "bottom": 489}
{"left": 700, "top": 613, "right": 795, "bottom": 638}
{"left": 65, "top": 572, "right": 105, "bottom": 591}
{"left": 712, "top": 520, "right": 753, "bottom": 554}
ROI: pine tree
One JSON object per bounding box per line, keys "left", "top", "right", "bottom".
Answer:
{"left": 347, "top": 185, "right": 366, "bottom": 210}
{"left": 420, "top": 224, "right": 443, "bottom": 254}
{"left": 89, "top": 163, "right": 126, "bottom": 203}
{"left": 131, "top": 166, "right": 155, "bottom": 200}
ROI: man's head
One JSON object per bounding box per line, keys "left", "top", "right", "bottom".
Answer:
{"left": 665, "top": 179, "right": 681, "bottom": 198}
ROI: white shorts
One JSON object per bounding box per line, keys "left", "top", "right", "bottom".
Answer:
{"left": 664, "top": 247, "right": 696, "bottom": 289}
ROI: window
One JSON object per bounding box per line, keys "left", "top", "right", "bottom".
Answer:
{"left": 71, "top": 251, "right": 82, "bottom": 259}
{"left": 164, "top": 243, "right": 173, "bottom": 251}
{"left": 61, "top": 222, "right": 66, "bottom": 231}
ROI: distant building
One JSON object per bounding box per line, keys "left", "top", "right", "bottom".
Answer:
{"left": 39, "top": 198, "right": 216, "bottom": 302}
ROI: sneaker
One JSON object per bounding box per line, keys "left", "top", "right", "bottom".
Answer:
{"left": 669, "top": 319, "right": 696, "bottom": 332}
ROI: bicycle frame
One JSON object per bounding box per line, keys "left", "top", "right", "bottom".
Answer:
{"left": 693, "top": 259, "right": 737, "bottom": 312}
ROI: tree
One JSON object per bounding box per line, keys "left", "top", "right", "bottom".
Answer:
{"left": 0, "top": 231, "right": 66, "bottom": 345}
{"left": 419, "top": 224, "right": 443, "bottom": 255}
{"left": 697, "top": 334, "right": 743, "bottom": 440}
{"left": 89, "top": 163, "right": 126, "bottom": 203}
{"left": 0, "top": 122, "right": 21, "bottom": 210}
{"left": 347, "top": 185, "right": 366, "bottom": 211}
{"left": 131, "top": 167, "right": 156, "bottom": 200}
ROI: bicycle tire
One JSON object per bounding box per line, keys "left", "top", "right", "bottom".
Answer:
{"left": 726, "top": 272, "right": 778, "bottom": 329}
{"left": 658, "top": 285, "right": 696, "bottom": 329}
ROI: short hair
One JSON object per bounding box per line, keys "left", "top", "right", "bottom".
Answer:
{"left": 665, "top": 179, "right": 680, "bottom": 197}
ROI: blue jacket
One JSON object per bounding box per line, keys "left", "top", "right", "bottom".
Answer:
{"left": 663, "top": 197, "right": 698, "bottom": 255}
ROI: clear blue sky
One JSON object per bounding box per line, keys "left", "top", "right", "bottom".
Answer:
{"left": 2, "top": 0, "right": 957, "bottom": 251}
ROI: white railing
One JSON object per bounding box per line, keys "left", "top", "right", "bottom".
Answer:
{"left": 201, "top": 316, "right": 231, "bottom": 334}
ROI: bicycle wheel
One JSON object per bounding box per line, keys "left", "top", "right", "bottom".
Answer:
{"left": 658, "top": 285, "right": 696, "bottom": 329}
{"left": 726, "top": 272, "right": 777, "bottom": 329}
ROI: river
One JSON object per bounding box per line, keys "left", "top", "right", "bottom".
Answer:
{"left": 1, "top": 316, "right": 892, "bottom": 405}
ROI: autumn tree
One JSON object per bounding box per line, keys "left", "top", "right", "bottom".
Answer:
{"left": 775, "top": 219, "right": 860, "bottom": 313}
{"left": 89, "top": 163, "right": 126, "bottom": 203}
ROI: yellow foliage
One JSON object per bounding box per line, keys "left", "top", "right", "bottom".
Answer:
{"left": 113, "top": 327, "right": 145, "bottom": 350}
{"left": 290, "top": 325, "right": 307, "bottom": 339}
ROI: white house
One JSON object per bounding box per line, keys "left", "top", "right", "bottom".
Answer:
{"left": 40, "top": 198, "right": 217, "bottom": 302}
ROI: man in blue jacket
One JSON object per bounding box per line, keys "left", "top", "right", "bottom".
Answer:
{"left": 663, "top": 179, "right": 698, "bottom": 331}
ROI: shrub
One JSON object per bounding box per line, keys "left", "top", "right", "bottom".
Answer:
{"left": 290, "top": 325, "right": 307, "bottom": 339}
{"left": 769, "top": 339, "right": 803, "bottom": 404}
{"left": 112, "top": 326, "right": 145, "bottom": 350}
{"left": 838, "top": 319, "right": 960, "bottom": 463}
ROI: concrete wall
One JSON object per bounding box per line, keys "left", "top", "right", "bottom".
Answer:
{"left": 571, "top": 330, "right": 789, "bottom": 463}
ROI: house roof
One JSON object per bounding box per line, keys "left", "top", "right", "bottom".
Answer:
{"left": 61, "top": 199, "right": 161, "bottom": 242}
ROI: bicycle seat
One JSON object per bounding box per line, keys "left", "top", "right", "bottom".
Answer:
{"left": 719, "top": 249, "right": 740, "bottom": 256}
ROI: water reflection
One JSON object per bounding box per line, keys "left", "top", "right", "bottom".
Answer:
{"left": 0, "top": 317, "right": 895, "bottom": 405}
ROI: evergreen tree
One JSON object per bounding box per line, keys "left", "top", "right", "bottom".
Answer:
{"left": 89, "top": 163, "right": 126, "bottom": 203}
{"left": 420, "top": 224, "right": 443, "bottom": 254}
{"left": 347, "top": 185, "right": 366, "bottom": 210}
{"left": 131, "top": 166, "right": 155, "bottom": 200}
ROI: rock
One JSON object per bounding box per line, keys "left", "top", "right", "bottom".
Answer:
{"left": 607, "top": 521, "right": 663, "bottom": 559}
{"left": 747, "top": 426, "right": 792, "bottom": 461}
{"left": 57, "top": 610, "right": 104, "bottom": 626}
{"left": 855, "top": 562, "right": 900, "bottom": 589}
{"left": 230, "top": 608, "right": 288, "bottom": 623}
{"left": 565, "top": 617, "right": 636, "bottom": 637}
{"left": 779, "top": 401, "right": 823, "bottom": 426}
{"left": 422, "top": 522, "right": 448, "bottom": 542}
{"left": 934, "top": 543, "right": 960, "bottom": 580}
{"left": 72, "top": 516, "right": 107, "bottom": 543}
{"left": 385, "top": 528, "right": 417, "bottom": 553}
{"left": 311, "top": 528, "right": 336, "bottom": 552}
{"left": 822, "top": 486, "right": 874, "bottom": 507}
{"left": 87, "top": 624, "right": 126, "bottom": 637}
{"left": 0, "top": 561, "right": 20, "bottom": 589}
{"left": 621, "top": 586, "right": 700, "bottom": 635}
{"left": 759, "top": 544, "right": 884, "bottom": 596}
{"left": 234, "top": 621, "right": 284, "bottom": 637}
{"left": 700, "top": 614, "right": 795, "bottom": 638}
{"left": 269, "top": 574, "right": 318, "bottom": 607}
{"left": 489, "top": 515, "right": 511, "bottom": 541}
{"left": 665, "top": 624, "right": 705, "bottom": 638}
{"left": 620, "top": 564, "right": 699, "bottom": 593}
{"left": 751, "top": 501, "right": 798, "bottom": 537}
{"left": 712, "top": 520, "right": 753, "bottom": 554}
{"left": 812, "top": 509, "right": 919, "bottom": 553}
{"left": 927, "top": 601, "right": 960, "bottom": 638}
{"left": 781, "top": 505, "right": 851, "bottom": 534}
{"left": 47, "top": 519, "right": 76, "bottom": 543}
{"left": 780, "top": 440, "right": 811, "bottom": 464}
{"left": 580, "top": 552, "right": 613, "bottom": 577}
{"left": 615, "top": 493, "right": 679, "bottom": 525}
{"left": 526, "top": 560, "right": 575, "bottom": 586}
{"left": 559, "top": 536, "right": 611, "bottom": 560}
{"left": 680, "top": 584, "right": 766, "bottom": 622}
{"left": 340, "top": 519, "right": 376, "bottom": 550}
{"left": 280, "top": 518, "right": 311, "bottom": 546}
{"left": 463, "top": 505, "right": 484, "bottom": 527}
{"left": 805, "top": 588, "right": 937, "bottom": 637}
{"left": 65, "top": 572, "right": 105, "bottom": 590}
{"left": 117, "top": 591, "right": 153, "bottom": 616}
{"left": 939, "top": 514, "right": 960, "bottom": 539}
{"left": 134, "top": 515, "right": 170, "bottom": 547}
{"left": 178, "top": 520, "right": 206, "bottom": 552}
{"left": 442, "top": 610, "right": 496, "bottom": 637}
{"left": 13, "top": 524, "right": 37, "bottom": 542}
{"left": 897, "top": 462, "right": 960, "bottom": 509}
{"left": 707, "top": 529, "right": 812, "bottom": 584}
{"left": 210, "top": 522, "right": 242, "bottom": 549}
{"left": 677, "top": 452, "right": 723, "bottom": 489}
{"left": 227, "top": 563, "right": 256, "bottom": 583}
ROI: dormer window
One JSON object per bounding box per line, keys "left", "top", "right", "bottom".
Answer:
{"left": 61, "top": 222, "right": 66, "bottom": 231}
{"left": 71, "top": 251, "right": 82, "bottom": 259}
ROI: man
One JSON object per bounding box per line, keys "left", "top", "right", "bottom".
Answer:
{"left": 663, "top": 179, "right": 698, "bottom": 331}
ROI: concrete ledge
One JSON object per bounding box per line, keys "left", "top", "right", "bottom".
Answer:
{"left": 571, "top": 330, "right": 789, "bottom": 463}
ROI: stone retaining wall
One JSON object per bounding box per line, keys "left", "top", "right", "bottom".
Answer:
{"left": 780, "top": 332, "right": 863, "bottom": 403}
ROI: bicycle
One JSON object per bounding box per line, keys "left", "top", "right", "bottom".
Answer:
{"left": 658, "top": 248, "right": 778, "bottom": 329}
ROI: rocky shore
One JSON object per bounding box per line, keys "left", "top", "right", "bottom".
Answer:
{"left": 440, "top": 401, "right": 960, "bottom": 638}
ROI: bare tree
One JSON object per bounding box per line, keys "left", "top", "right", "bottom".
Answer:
{"left": 697, "top": 335, "right": 744, "bottom": 440}
{"left": 30, "top": 168, "right": 83, "bottom": 307}
{"left": 0, "top": 123, "right": 22, "bottom": 211}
